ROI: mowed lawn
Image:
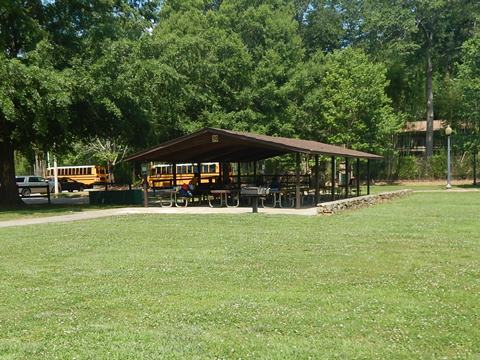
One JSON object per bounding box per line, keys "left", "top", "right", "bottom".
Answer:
{"left": 0, "top": 193, "right": 479, "bottom": 359}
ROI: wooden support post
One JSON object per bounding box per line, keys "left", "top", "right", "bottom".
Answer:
{"left": 367, "top": 160, "right": 370, "bottom": 195}
{"left": 172, "top": 163, "right": 177, "bottom": 186}
{"left": 143, "top": 176, "right": 148, "bottom": 208}
{"left": 237, "top": 162, "right": 241, "bottom": 188}
{"left": 253, "top": 161, "right": 257, "bottom": 185}
{"left": 295, "top": 153, "right": 301, "bottom": 209}
{"left": 356, "top": 158, "right": 360, "bottom": 197}
{"left": 331, "top": 156, "right": 335, "bottom": 201}
{"left": 345, "top": 158, "right": 349, "bottom": 198}
{"left": 314, "top": 154, "right": 320, "bottom": 205}
{"left": 197, "top": 162, "right": 202, "bottom": 183}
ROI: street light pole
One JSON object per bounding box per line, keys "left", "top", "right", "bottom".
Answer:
{"left": 445, "top": 125, "right": 453, "bottom": 189}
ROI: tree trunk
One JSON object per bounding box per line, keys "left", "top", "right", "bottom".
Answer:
{"left": 425, "top": 45, "right": 434, "bottom": 158}
{"left": 0, "top": 139, "right": 23, "bottom": 207}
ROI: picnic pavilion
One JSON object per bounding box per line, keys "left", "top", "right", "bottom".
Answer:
{"left": 124, "top": 128, "right": 382, "bottom": 208}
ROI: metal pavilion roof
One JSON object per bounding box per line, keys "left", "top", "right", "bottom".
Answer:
{"left": 124, "top": 128, "right": 383, "bottom": 163}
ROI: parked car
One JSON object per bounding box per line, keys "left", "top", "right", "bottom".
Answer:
{"left": 16, "top": 176, "right": 55, "bottom": 197}
{"left": 57, "top": 177, "right": 86, "bottom": 192}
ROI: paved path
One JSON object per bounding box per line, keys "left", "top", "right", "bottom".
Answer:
{"left": 5, "top": 188, "right": 478, "bottom": 229}
{"left": 0, "top": 206, "right": 318, "bottom": 228}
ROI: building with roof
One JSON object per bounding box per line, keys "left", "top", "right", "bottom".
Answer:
{"left": 125, "top": 128, "right": 382, "bottom": 208}
{"left": 397, "top": 120, "right": 446, "bottom": 155}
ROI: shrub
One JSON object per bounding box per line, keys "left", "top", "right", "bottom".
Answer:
{"left": 397, "top": 156, "right": 420, "bottom": 179}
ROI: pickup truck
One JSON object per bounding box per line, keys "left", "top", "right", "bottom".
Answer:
{"left": 16, "top": 176, "right": 56, "bottom": 197}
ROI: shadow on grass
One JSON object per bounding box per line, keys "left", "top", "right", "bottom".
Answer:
{"left": 456, "top": 184, "right": 480, "bottom": 189}
{"left": 0, "top": 204, "right": 124, "bottom": 221}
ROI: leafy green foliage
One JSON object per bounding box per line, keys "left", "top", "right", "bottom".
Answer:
{"left": 0, "top": 54, "right": 71, "bottom": 154}
{"left": 2, "top": 0, "right": 480, "bottom": 205}
{"left": 288, "top": 48, "right": 401, "bottom": 153}
{"left": 456, "top": 31, "right": 480, "bottom": 152}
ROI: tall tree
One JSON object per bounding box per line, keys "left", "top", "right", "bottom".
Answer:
{"left": 456, "top": 31, "right": 480, "bottom": 154}
{"left": 0, "top": 54, "right": 71, "bottom": 206}
{"left": 0, "top": 0, "right": 157, "bottom": 206}
{"left": 287, "top": 48, "right": 401, "bottom": 153}
{"left": 300, "top": 0, "right": 345, "bottom": 54}
{"left": 356, "top": 0, "right": 479, "bottom": 157}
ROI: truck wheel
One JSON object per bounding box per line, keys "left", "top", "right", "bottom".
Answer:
{"left": 21, "top": 188, "right": 31, "bottom": 197}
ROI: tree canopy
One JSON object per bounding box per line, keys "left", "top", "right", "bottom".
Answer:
{"left": 1, "top": 0, "right": 480, "bottom": 205}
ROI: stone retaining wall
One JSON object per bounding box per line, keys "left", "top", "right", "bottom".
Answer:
{"left": 316, "top": 189, "right": 412, "bottom": 215}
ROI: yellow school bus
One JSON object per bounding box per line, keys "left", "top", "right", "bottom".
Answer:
{"left": 47, "top": 165, "right": 110, "bottom": 185}
{"left": 148, "top": 162, "right": 221, "bottom": 188}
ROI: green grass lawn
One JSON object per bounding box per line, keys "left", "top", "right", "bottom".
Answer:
{"left": 0, "top": 193, "right": 479, "bottom": 358}
{"left": 369, "top": 183, "right": 479, "bottom": 193}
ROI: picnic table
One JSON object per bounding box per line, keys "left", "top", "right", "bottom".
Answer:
{"left": 209, "top": 189, "right": 239, "bottom": 208}
{"left": 156, "top": 188, "right": 190, "bottom": 207}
